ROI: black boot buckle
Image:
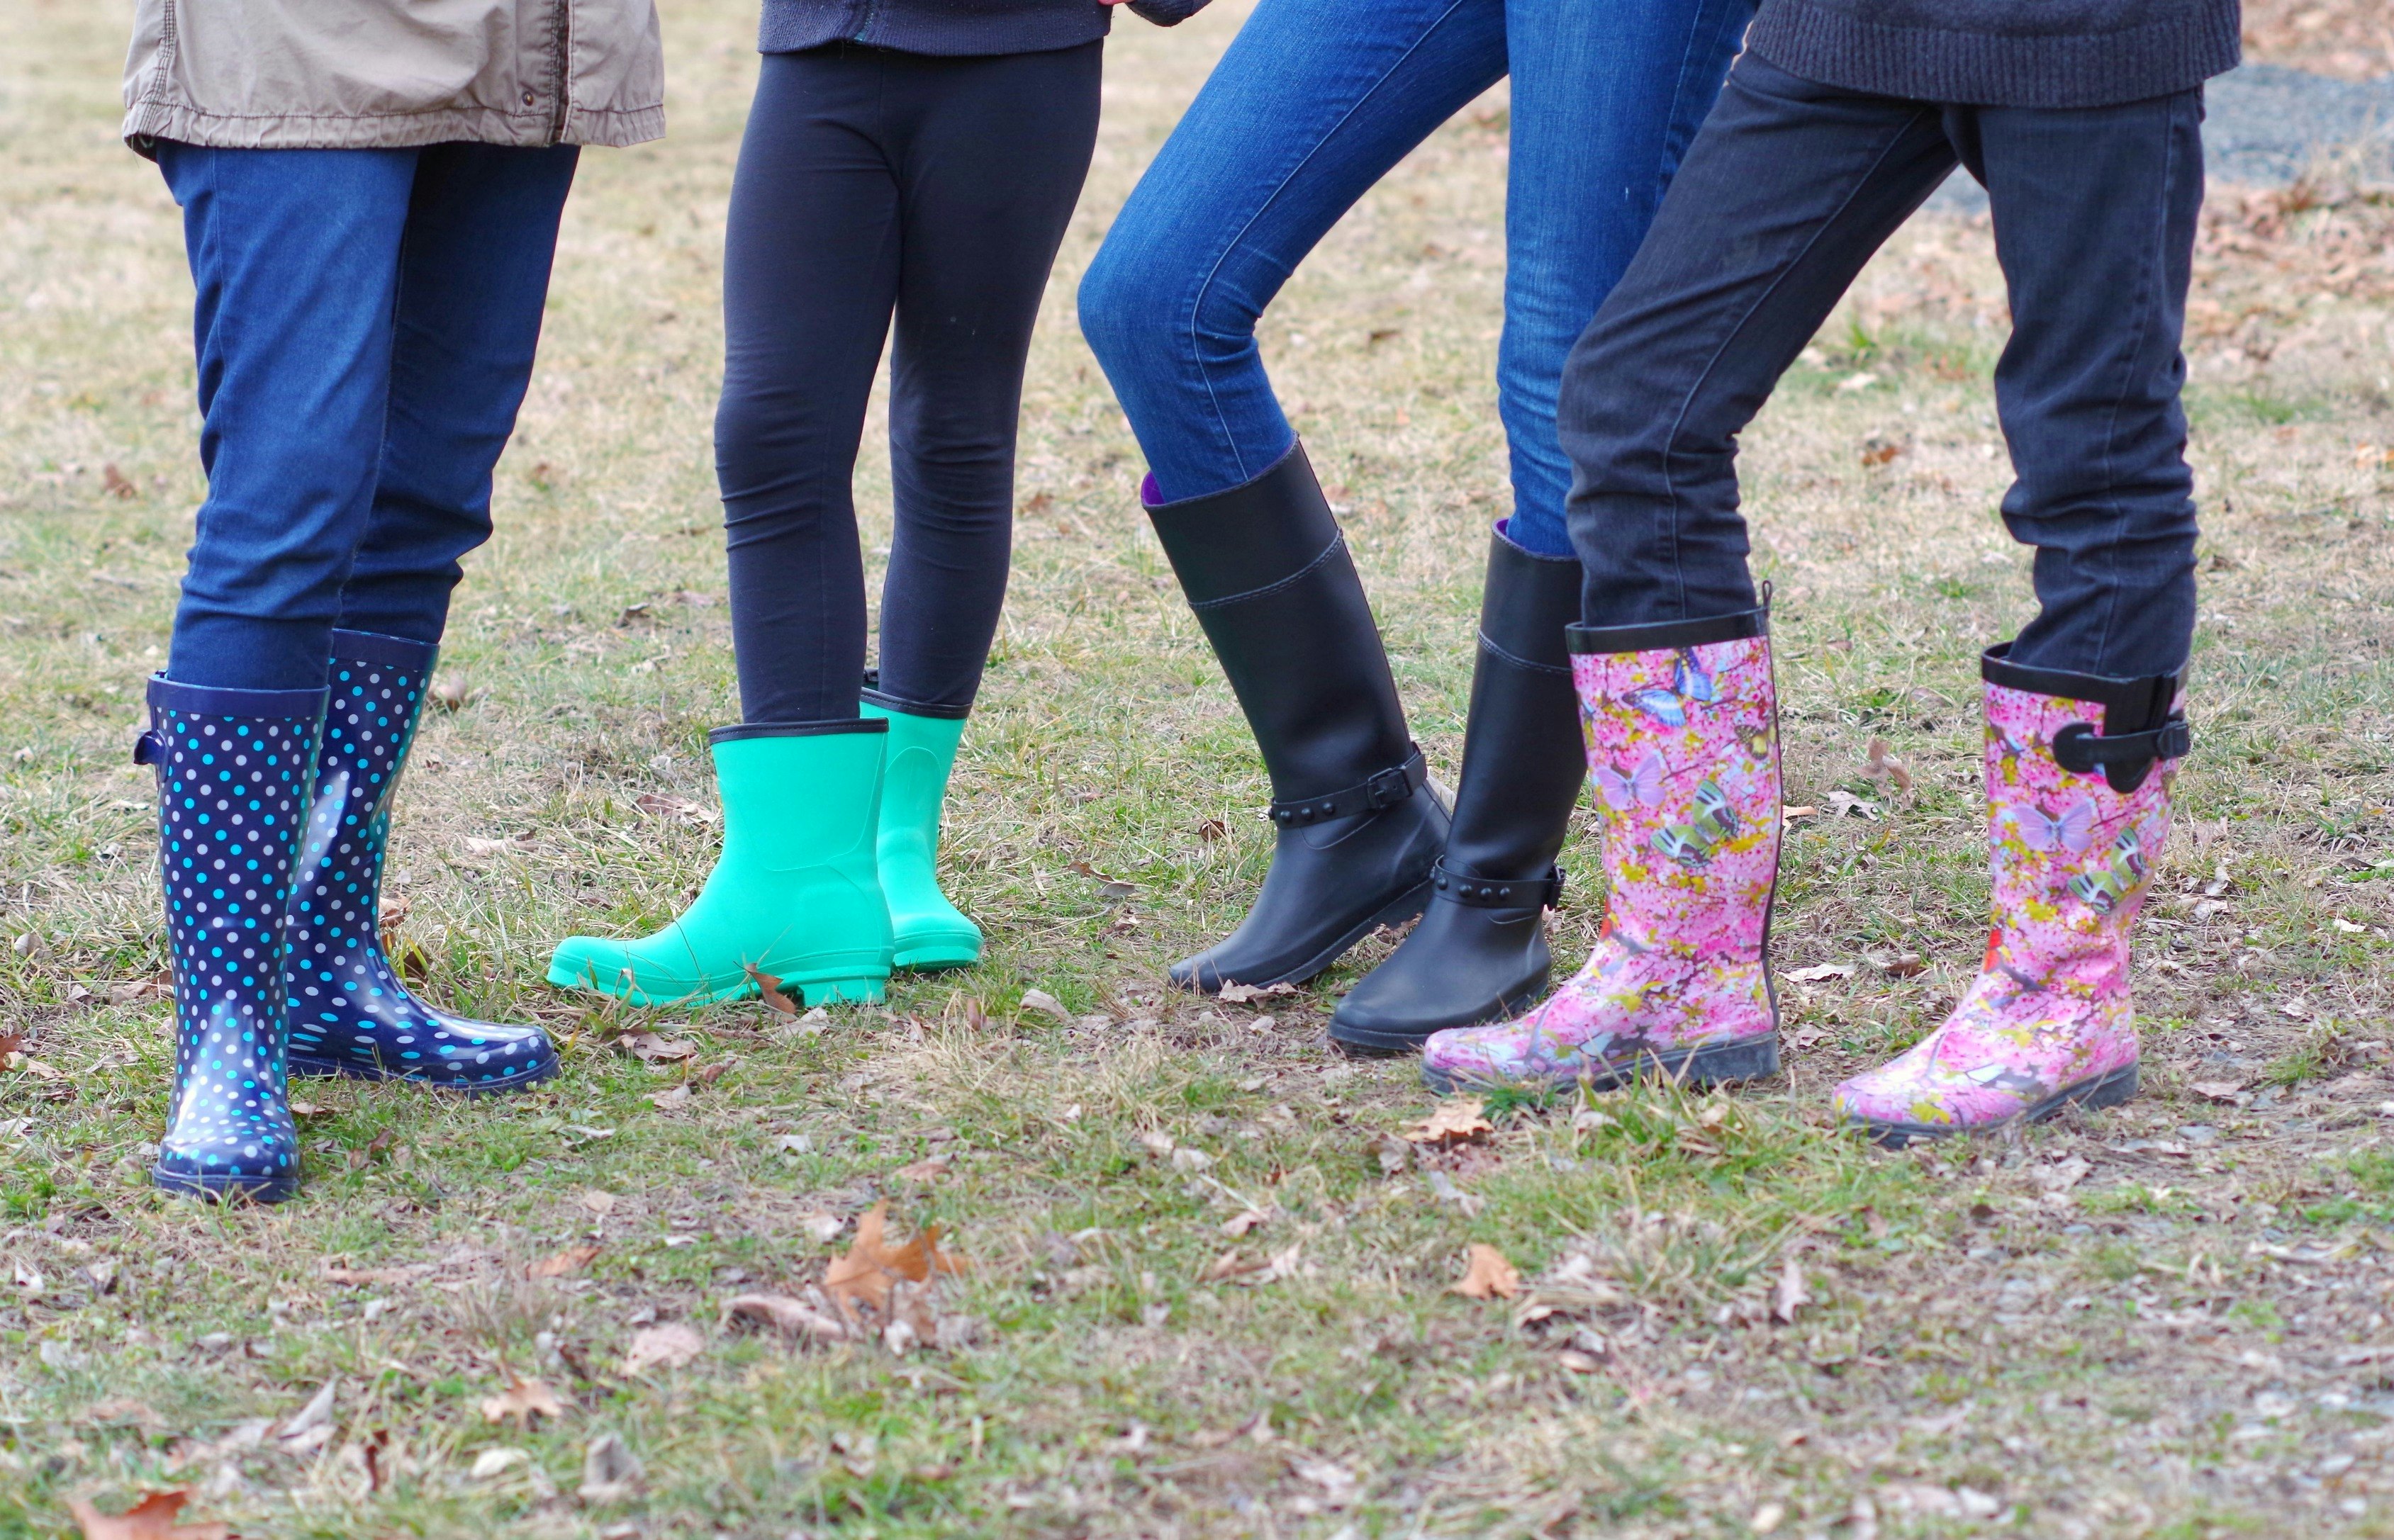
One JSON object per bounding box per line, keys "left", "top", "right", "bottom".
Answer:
{"left": 1269, "top": 748, "right": 1426, "bottom": 827}
{"left": 2052, "top": 716, "right": 2190, "bottom": 792}
{"left": 1431, "top": 858, "right": 1564, "bottom": 910}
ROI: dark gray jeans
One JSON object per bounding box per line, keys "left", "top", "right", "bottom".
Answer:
{"left": 1557, "top": 52, "right": 2204, "bottom": 679}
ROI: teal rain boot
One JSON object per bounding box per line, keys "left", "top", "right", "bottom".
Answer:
{"left": 861, "top": 682, "right": 983, "bottom": 971}
{"left": 546, "top": 721, "right": 893, "bottom": 1008}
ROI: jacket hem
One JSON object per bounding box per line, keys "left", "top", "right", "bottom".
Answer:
{"left": 122, "top": 99, "right": 664, "bottom": 152}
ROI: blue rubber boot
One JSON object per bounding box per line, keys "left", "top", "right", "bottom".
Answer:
{"left": 140, "top": 676, "right": 324, "bottom": 1203}
{"left": 286, "top": 631, "right": 558, "bottom": 1091}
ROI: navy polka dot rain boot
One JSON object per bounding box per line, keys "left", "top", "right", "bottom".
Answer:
{"left": 286, "top": 631, "right": 558, "bottom": 1093}
{"left": 139, "top": 676, "right": 324, "bottom": 1203}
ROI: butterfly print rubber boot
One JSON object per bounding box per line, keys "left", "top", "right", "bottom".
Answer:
{"left": 1331, "top": 526, "right": 1584, "bottom": 1052}
{"left": 1420, "top": 608, "right": 1782, "bottom": 1093}
{"left": 139, "top": 675, "right": 325, "bottom": 1203}
{"left": 548, "top": 720, "right": 895, "bottom": 1008}
{"left": 285, "top": 631, "right": 557, "bottom": 1091}
{"left": 1835, "top": 646, "right": 2188, "bottom": 1145}
{"left": 1143, "top": 442, "right": 1449, "bottom": 991}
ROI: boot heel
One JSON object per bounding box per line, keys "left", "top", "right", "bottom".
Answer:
{"left": 800, "top": 977, "right": 886, "bottom": 1006}
{"left": 1685, "top": 1033, "right": 1780, "bottom": 1084}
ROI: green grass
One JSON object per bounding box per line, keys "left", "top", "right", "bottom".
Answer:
{"left": 6, "top": 1, "right": 2394, "bottom": 1536}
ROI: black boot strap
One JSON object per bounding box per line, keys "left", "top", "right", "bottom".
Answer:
{"left": 1269, "top": 748, "right": 1426, "bottom": 826}
{"left": 133, "top": 731, "right": 161, "bottom": 765}
{"left": 2052, "top": 717, "right": 2191, "bottom": 777}
{"left": 1431, "top": 858, "right": 1564, "bottom": 910}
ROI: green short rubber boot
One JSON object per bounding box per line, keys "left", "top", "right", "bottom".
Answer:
{"left": 546, "top": 721, "right": 894, "bottom": 1007}
{"left": 862, "top": 687, "right": 984, "bottom": 971}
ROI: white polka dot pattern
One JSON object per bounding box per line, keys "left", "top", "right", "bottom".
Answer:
{"left": 285, "top": 641, "right": 557, "bottom": 1093}
{"left": 148, "top": 693, "right": 316, "bottom": 1202}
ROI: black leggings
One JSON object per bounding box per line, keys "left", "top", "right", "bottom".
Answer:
{"left": 717, "top": 41, "right": 1102, "bottom": 724}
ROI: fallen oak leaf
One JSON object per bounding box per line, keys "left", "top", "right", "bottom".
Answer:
{"left": 1068, "top": 860, "right": 1139, "bottom": 899}
{"left": 1402, "top": 1096, "right": 1494, "bottom": 1149}
{"left": 620, "top": 1322, "right": 705, "bottom": 1376}
{"left": 1448, "top": 1243, "right": 1521, "bottom": 1300}
{"left": 722, "top": 1291, "right": 855, "bottom": 1342}
{"left": 528, "top": 1244, "right": 600, "bottom": 1280}
{"left": 65, "top": 1490, "right": 230, "bottom": 1540}
{"left": 823, "top": 1202, "right": 964, "bottom": 1320}
{"left": 2188, "top": 1079, "right": 2246, "bottom": 1103}
{"left": 744, "top": 967, "right": 798, "bottom": 1016}
{"left": 1216, "top": 981, "right": 1297, "bottom": 1006}
{"left": 480, "top": 1373, "right": 566, "bottom": 1428}
{"left": 647, "top": 1084, "right": 691, "bottom": 1111}
{"left": 1017, "top": 988, "right": 1073, "bottom": 1024}
{"left": 614, "top": 1032, "right": 697, "bottom": 1063}
{"left": 1773, "top": 1251, "right": 1811, "bottom": 1324}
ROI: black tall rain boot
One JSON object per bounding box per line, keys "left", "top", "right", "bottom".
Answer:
{"left": 1146, "top": 442, "right": 1450, "bottom": 991}
{"left": 1331, "top": 527, "right": 1587, "bottom": 1052}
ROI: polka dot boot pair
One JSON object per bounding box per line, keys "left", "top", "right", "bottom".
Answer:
{"left": 138, "top": 676, "right": 325, "bottom": 1203}
{"left": 285, "top": 631, "right": 557, "bottom": 1093}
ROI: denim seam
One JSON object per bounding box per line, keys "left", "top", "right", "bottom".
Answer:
{"left": 1180, "top": 0, "right": 1484, "bottom": 483}
{"left": 2083, "top": 96, "right": 2178, "bottom": 679}
{"left": 1186, "top": 533, "right": 1345, "bottom": 611}
{"left": 1655, "top": 94, "right": 1945, "bottom": 620}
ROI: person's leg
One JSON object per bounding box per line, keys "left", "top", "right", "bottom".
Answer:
{"left": 156, "top": 143, "right": 419, "bottom": 692}
{"left": 874, "top": 41, "right": 1102, "bottom": 713}
{"left": 1419, "top": 59, "right": 1958, "bottom": 1092}
{"left": 717, "top": 47, "right": 905, "bottom": 726}
{"left": 331, "top": 143, "right": 581, "bottom": 643}
{"left": 1077, "top": 0, "right": 1506, "bottom": 500}
{"left": 1962, "top": 93, "right": 2205, "bottom": 680}
{"left": 1497, "top": 0, "right": 1752, "bottom": 557}
{"left": 1557, "top": 55, "right": 1962, "bottom": 626}
{"left": 1831, "top": 93, "right": 2205, "bottom": 1144}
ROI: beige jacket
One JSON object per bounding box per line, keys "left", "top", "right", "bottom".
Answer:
{"left": 123, "top": 0, "right": 665, "bottom": 151}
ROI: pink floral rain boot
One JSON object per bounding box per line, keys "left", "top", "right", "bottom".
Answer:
{"left": 1421, "top": 608, "right": 1782, "bottom": 1093}
{"left": 1835, "top": 645, "right": 2189, "bottom": 1145}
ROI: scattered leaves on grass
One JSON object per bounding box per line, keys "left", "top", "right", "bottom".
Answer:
{"left": 1368, "top": 1132, "right": 1415, "bottom": 1176}
{"left": 633, "top": 792, "right": 710, "bottom": 824}
{"left": 1449, "top": 1243, "right": 1521, "bottom": 1300}
{"left": 615, "top": 1032, "right": 697, "bottom": 1063}
{"left": 1216, "top": 981, "right": 1297, "bottom": 1005}
{"left": 743, "top": 968, "right": 798, "bottom": 1016}
{"left": 1785, "top": 962, "right": 1857, "bottom": 983}
{"left": 2190, "top": 1079, "right": 2247, "bottom": 1103}
{"left": 275, "top": 1381, "right": 337, "bottom": 1452}
{"left": 1070, "top": 860, "right": 1139, "bottom": 899}
{"left": 723, "top": 1291, "right": 854, "bottom": 1342}
{"left": 349, "top": 1130, "right": 396, "bottom": 1169}
{"left": 1202, "top": 1248, "right": 1271, "bottom": 1283}
{"left": 480, "top": 1373, "right": 566, "bottom": 1428}
{"left": 530, "top": 1244, "right": 600, "bottom": 1279}
{"left": 620, "top": 1322, "right": 705, "bottom": 1376}
{"left": 824, "top": 1202, "right": 963, "bottom": 1320}
{"left": 1864, "top": 736, "right": 1914, "bottom": 792}
{"left": 1018, "top": 989, "right": 1073, "bottom": 1024}
{"left": 1774, "top": 1252, "right": 1812, "bottom": 1323}
{"left": 65, "top": 1490, "right": 228, "bottom": 1540}
{"left": 579, "top": 1432, "right": 644, "bottom": 1502}
{"left": 1402, "top": 1097, "right": 1494, "bottom": 1149}
{"left": 1871, "top": 951, "right": 1928, "bottom": 978}
{"left": 1221, "top": 1208, "right": 1272, "bottom": 1237}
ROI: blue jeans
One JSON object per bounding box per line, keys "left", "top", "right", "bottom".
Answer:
{"left": 1076, "top": 0, "right": 1752, "bottom": 556}
{"left": 155, "top": 142, "right": 579, "bottom": 692}
{"left": 1558, "top": 55, "right": 2203, "bottom": 677}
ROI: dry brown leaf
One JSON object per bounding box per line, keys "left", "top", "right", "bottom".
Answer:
{"left": 529, "top": 1244, "right": 600, "bottom": 1279}
{"left": 722, "top": 1291, "right": 854, "bottom": 1341}
{"left": 615, "top": 1032, "right": 698, "bottom": 1063}
{"left": 2189, "top": 1079, "right": 2246, "bottom": 1103}
{"left": 1069, "top": 860, "right": 1139, "bottom": 899}
{"left": 894, "top": 1154, "right": 950, "bottom": 1183}
{"left": 1785, "top": 963, "right": 1856, "bottom": 984}
{"left": 1221, "top": 1209, "right": 1271, "bottom": 1237}
{"left": 1195, "top": 818, "right": 1227, "bottom": 842}
{"left": 633, "top": 792, "right": 710, "bottom": 824}
{"left": 823, "top": 1202, "right": 964, "bottom": 1320}
{"left": 1872, "top": 952, "right": 1928, "bottom": 979}
{"left": 620, "top": 1322, "right": 705, "bottom": 1376}
{"left": 1201, "top": 1248, "right": 1272, "bottom": 1283}
{"left": 1017, "top": 989, "right": 1073, "bottom": 1024}
{"left": 1863, "top": 736, "right": 1914, "bottom": 792}
{"left": 479, "top": 1373, "right": 565, "bottom": 1428}
{"left": 1402, "top": 1098, "right": 1494, "bottom": 1149}
{"left": 65, "top": 1490, "right": 228, "bottom": 1540}
{"left": 647, "top": 1085, "right": 691, "bottom": 1111}
{"left": 744, "top": 967, "right": 798, "bottom": 1016}
{"left": 1781, "top": 804, "right": 1819, "bottom": 820}
{"left": 1216, "top": 981, "right": 1297, "bottom": 1006}
{"left": 1448, "top": 1243, "right": 1521, "bottom": 1300}
{"left": 1773, "top": 1252, "right": 1811, "bottom": 1323}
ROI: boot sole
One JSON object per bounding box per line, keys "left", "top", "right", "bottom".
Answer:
{"left": 1846, "top": 1062, "right": 2140, "bottom": 1149}
{"left": 286, "top": 1052, "right": 560, "bottom": 1096}
{"left": 1173, "top": 877, "right": 1434, "bottom": 994}
{"left": 544, "top": 960, "right": 888, "bottom": 1008}
{"left": 893, "top": 943, "right": 981, "bottom": 972}
{"left": 1329, "top": 973, "right": 1549, "bottom": 1057}
{"left": 1421, "top": 1032, "right": 1782, "bottom": 1095}
{"left": 152, "top": 1166, "right": 299, "bottom": 1205}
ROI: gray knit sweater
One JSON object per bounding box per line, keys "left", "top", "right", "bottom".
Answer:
{"left": 1746, "top": 0, "right": 2242, "bottom": 108}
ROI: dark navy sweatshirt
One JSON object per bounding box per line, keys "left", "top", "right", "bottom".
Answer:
{"left": 1747, "top": 0, "right": 2243, "bottom": 107}
{"left": 762, "top": 0, "right": 1210, "bottom": 55}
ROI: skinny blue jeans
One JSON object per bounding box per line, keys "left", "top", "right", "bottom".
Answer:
{"left": 1077, "top": 0, "right": 1753, "bottom": 556}
{"left": 155, "top": 142, "right": 578, "bottom": 692}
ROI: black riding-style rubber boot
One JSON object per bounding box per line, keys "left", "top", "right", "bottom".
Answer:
{"left": 1331, "top": 527, "right": 1587, "bottom": 1052}
{"left": 1145, "top": 442, "right": 1449, "bottom": 991}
